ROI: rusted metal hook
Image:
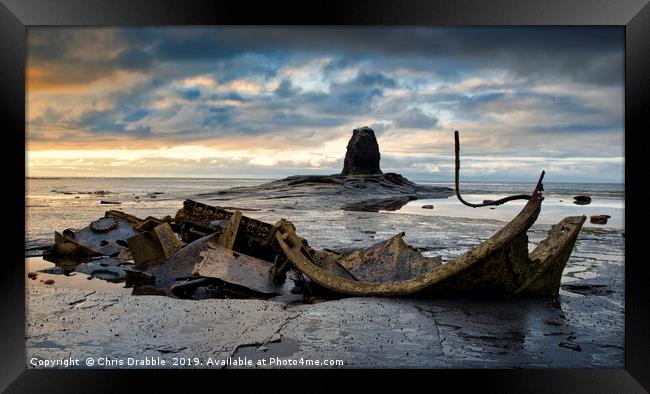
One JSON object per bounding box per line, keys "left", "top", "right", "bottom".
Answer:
{"left": 454, "top": 130, "right": 540, "bottom": 208}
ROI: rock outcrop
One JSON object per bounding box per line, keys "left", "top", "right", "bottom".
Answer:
{"left": 590, "top": 215, "right": 611, "bottom": 225}
{"left": 573, "top": 195, "right": 592, "bottom": 205}
{"left": 341, "top": 126, "right": 382, "bottom": 176}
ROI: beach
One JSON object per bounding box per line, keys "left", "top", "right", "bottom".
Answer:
{"left": 25, "top": 177, "right": 625, "bottom": 368}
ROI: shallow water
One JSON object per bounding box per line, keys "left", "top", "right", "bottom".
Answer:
{"left": 26, "top": 256, "right": 132, "bottom": 294}
{"left": 396, "top": 193, "right": 623, "bottom": 229}
{"left": 25, "top": 177, "right": 624, "bottom": 248}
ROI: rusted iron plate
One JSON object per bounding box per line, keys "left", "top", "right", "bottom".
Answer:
{"left": 53, "top": 212, "right": 139, "bottom": 258}
{"left": 216, "top": 210, "right": 241, "bottom": 249}
{"left": 336, "top": 233, "right": 442, "bottom": 282}
{"left": 105, "top": 210, "right": 146, "bottom": 226}
{"left": 53, "top": 231, "right": 94, "bottom": 257}
{"left": 174, "top": 200, "right": 278, "bottom": 260}
{"left": 516, "top": 215, "right": 586, "bottom": 296}
{"left": 155, "top": 223, "right": 181, "bottom": 255}
{"left": 125, "top": 233, "right": 216, "bottom": 291}
{"left": 423, "top": 232, "right": 533, "bottom": 295}
{"left": 133, "top": 217, "right": 166, "bottom": 232}
{"left": 127, "top": 222, "right": 181, "bottom": 269}
{"left": 193, "top": 245, "right": 297, "bottom": 295}
{"left": 310, "top": 250, "right": 357, "bottom": 281}
{"left": 74, "top": 256, "right": 132, "bottom": 282}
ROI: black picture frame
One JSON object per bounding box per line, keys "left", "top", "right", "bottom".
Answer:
{"left": 1, "top": 0, "right": 648, "bottom": 391}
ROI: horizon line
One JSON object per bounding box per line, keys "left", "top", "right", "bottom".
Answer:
{"left": 24, "top": 175, "right": 625, "bottom": 185}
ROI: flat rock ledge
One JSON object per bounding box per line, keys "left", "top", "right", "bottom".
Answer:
{"left": 27, "top": 287, "right": 623, "bottom": 369}
{"left": 198, "top": 173, "right": 453, "bottom": 211}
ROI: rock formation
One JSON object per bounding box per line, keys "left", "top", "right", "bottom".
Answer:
{"left": 199, "top": 126, "right": 454, "bottom": 211}
{"left": 341, "top": 126, "right": 382, "bottom": 176}
{"left": 590, "top": 215, "right": 610, "bottom": 225}
{"left": 573, "top": 195, "right": 592, "bottom": 205}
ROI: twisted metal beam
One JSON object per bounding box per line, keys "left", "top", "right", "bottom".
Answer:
{"left": 454, "top": 130, "right": 540, "bottom": 208}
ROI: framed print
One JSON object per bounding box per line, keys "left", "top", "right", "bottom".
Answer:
{"left": 1, "top": 0, "right": 648, "bottom": 391}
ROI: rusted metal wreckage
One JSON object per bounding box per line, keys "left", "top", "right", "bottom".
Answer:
{"left": 47, "top": 175, "right": 585, "bottom": 299}
{"left": 46, "top": 132, "right": 586, "bottom": 300}
{"left": 274, "top": 172, "right": 585, "bottom": 297}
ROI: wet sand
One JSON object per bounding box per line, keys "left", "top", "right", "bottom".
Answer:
{"left": 26, "top": 284, "right": 622, "bottom": 368}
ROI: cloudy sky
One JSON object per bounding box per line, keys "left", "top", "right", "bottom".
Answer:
{"left": 26, "top": 27, "right": 624, "bottom": 182}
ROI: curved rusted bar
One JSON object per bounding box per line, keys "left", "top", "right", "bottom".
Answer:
{"left": 454, "top": 130, "right": 534, "bottom": 208}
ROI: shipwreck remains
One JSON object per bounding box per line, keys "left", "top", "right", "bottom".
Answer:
{"left": 274, "top": 171, "right": 586, "bottom": 296}
{"left": 42, "top": 130, "right": 586, "bottom": 301}
{"left": 46, "top": 185, "right": 585, "bottom": 299}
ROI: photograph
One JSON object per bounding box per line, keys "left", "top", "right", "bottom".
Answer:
{"left": 23, "top": 25, "right": 628, "bottom": 370}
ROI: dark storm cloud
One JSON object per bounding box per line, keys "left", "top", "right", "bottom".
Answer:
{"left": 29, "top": 26, "right": 623, "bottom": 86}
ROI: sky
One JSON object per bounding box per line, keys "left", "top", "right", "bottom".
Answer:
{"left": 26, "top": 27, "right": 624, "bottom": 182}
